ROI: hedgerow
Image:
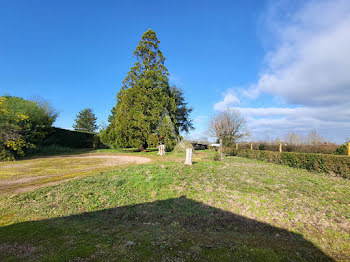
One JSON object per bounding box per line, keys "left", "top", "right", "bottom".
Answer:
{"left": 41, "top": 127, "right": 103, "bottom": 149}
{"left": 236, "top": 149, "right": 350, "bottom": 179}
{"left": 237, "top": 143, "right": 339, "bottom": 154}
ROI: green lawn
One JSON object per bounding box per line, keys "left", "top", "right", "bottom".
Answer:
{"left": 0, "top": 150, "right": 349, "bottom": 261}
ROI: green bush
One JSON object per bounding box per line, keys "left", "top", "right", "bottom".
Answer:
{"left": 173, "top": 140, "right": 194, "bottom": 153}
{"left": 236, "top": 149, "right": 350, "bottom": 179}
{"left": 214, "top": 152, "right": 220, "bottom": 161}
{"left": 0, "top": 96, "right": 57, "bottom": 160}
{"left": 223, "top": 147, "right": 237, "bottom": 156}
{"left": 258, "top": 144, "right": 266, "bottom": 150}
{"left": 0, "top": 145, "right": 15, "bottom": 161}
{"left": 29, "top": 144, "right": 73, "bottom": 155}
{"left": 208, "top": 145, "right": 218, "bottom": 151}
{"left": 334, "top": 144, "right": 347, "bottom": 155}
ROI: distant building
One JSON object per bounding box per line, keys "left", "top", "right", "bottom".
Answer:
{"left": 191, "top": 143, "right": 208, "bottom": 150}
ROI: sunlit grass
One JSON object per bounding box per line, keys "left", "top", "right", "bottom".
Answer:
{"left": 0, "top": 150, "right": 348, "bottom": 261}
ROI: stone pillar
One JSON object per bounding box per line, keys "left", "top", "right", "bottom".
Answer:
{"left": 250, "top": 143, "right": 253, "bottom": 150}
{"left": 185, "top": 148, "right": 192, "bottom": 165}
{"left": 235, "top": 143, "right": 238, "bottom": 150}
{"left": 158, "top": 144, "right": 166, "bottom": 156}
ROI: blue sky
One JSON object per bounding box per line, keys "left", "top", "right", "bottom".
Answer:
{"left": 1, "top": 0, "right": 350, "bottom": 143}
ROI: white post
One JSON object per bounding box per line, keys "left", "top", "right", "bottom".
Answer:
{"left": 157, "top": 144, "right": 166, "bottom": 156}
{"left": 184, "top": 148, "right": 193, "bottom": 165}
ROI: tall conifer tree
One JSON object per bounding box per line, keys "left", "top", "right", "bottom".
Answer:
{"left": 106, "top": 29, "right": 192, "bottom": 150}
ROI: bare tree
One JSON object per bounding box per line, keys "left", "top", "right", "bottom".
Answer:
{"left": 209, "top": 109, "right": 248, "bottom": 160}
{"left": 285, "top": 132, "right": 300, "bottom": 145}
{"left": 199, "top": 136, "right": 209, "bottom": 143}
{"left": 262, "top": 129, "right": 272, "bottom": 144}
{"left": 307, "top": 129, "right": 323, "bottom": 145}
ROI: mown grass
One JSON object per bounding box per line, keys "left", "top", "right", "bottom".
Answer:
{"left": 0, "top": 151, "right": 349, "bottom": 261}
{"left": 0, "top": 148, "right": 212, "bottom": 195}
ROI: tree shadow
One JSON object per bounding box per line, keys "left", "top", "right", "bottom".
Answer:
{"left": 0, "top": 196, "right": 333, "bottom": 261}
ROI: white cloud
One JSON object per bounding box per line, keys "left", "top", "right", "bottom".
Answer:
{"left": 236, "top": 105, "right": 350, "bottom": 122}
{"left": 232, "top": 104, "right": 350, "bottom": 142}
{"left": 256, "top": 0, "right": 350, "bottom": 107}
{"left": 214, "top": 91, "right": 240, "bottom": 111}
{"left": 214, "top": 0, "right": 350, "bottom": 142}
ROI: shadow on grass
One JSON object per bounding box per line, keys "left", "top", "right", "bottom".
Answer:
{"left": 0, "top": 196, "right": 333, "bottom": 261}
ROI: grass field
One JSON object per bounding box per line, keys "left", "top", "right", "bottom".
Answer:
{"left": 0, "top": 149, "right": 349, "bottom": 261}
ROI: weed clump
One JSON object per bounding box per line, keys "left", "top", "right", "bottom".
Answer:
{"left": 173, "top": 140, "right": 194, "bottom": 153}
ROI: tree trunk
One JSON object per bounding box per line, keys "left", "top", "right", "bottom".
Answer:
{"left": 219, "top": 138, "right": 223, "bottom": 161}
{"left": 138, "top": 142, "right": 148, "bottom": 152}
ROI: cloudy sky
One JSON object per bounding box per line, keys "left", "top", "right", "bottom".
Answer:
{"left": 211, "top": 0, "right": 350, "bottom": 143}
{"left": 1, "top": 0, "right": 349, "bottom": 143}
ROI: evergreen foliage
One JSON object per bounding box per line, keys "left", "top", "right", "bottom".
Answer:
{"left": 158, "top": 113, "right": 177, "bottom": 151}
{"left": 73, "top": 108, "right": 98, "bottom": 133}
{"left": 170, "top": 86, "right": 193, "bottom": 133}
{"left": 104, "top": 29, "right": 193, "bottom": 150}
{"left": 147, "top": 134, "right": 160, "bottom": 148}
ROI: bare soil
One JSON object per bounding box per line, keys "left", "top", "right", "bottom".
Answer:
{"left": 0, "top": 155, "right": 151, "bottom": 194}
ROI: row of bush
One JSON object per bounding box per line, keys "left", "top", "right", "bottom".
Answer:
{"left": 227, "top": 148, "right": 350, "bottom": 179}
{"left": 1, "top": 127, "right": 104, "bottom": 161}
{"left": 41, "top": 127, "right": 102, "bottom": 149}
{"left": 237, "top": 143, "right": 343, "bottom": 155}
{"left": 26, "top": 127, "right": 106, "bottom": 156}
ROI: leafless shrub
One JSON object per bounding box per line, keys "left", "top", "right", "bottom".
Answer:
{"left": 209, "top": 109, "right": 248, "bottom": 160}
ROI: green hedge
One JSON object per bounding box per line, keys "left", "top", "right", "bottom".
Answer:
{"left": 40, "top": 127, "right": 102, "bottom": 149}
{"left": 236, "top": 149, "right": 350, "bottom": 179}
{"left": 237, "top": 143, "right": 340, "bottom": 154}
{"left": 0, "top": 128, "right": 105, "bottom": 161}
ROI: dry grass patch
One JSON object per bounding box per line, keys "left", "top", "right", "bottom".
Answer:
{"left": 0, "top": 154, "right": 150, "bottom": 195}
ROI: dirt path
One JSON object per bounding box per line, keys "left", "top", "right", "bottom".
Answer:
{"left": 0, "top": 154, "right": 151, "bottom": 195}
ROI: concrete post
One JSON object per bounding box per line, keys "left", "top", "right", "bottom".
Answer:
{"left": 157, "top": 144, "right": 166, "bottom": 156}
{"left": 250, "top": 143, "right": 253, "bottom": 150}
{"left": 184, "top": 148, "right": 193, "bottom": 165}
{"left": 279, "top": 143, "right": 282, "bottom": 152}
